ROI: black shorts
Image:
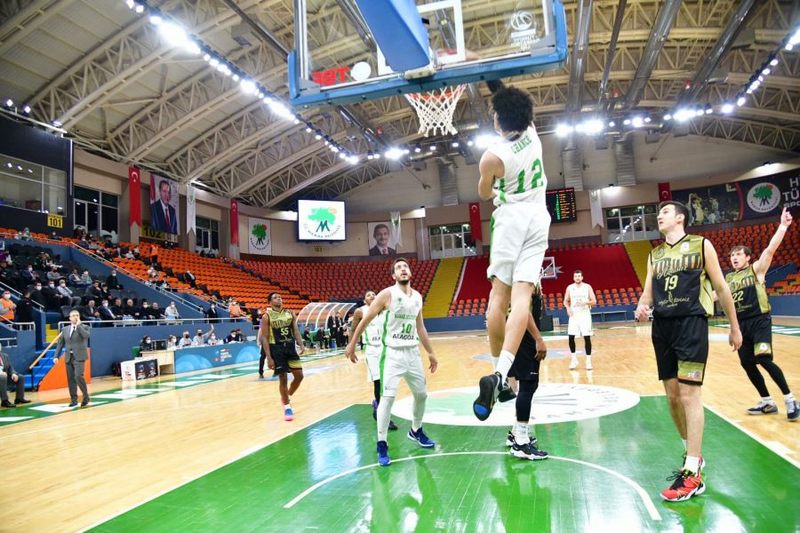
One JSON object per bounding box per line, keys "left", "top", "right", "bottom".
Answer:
{"left": 652, "top": 315, "right": 709, "bottom": 384}
{"left": 270, "top": 343, "right": 301, "bottom": 376}
{"left": 508, "top": 332, "right": 541, "bottom": 382}
{"left": 738, "top": 314, "right": 773, "bottom": 364}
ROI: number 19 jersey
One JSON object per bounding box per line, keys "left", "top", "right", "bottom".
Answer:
{"left": 380, "top": 285, "right": 423, "bottom": 348}
{"left": 649, "top": 234, "right": 713, "bottom": 318}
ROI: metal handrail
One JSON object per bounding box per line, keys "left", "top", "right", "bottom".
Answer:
{"left": 0, "top": 279, "right": 46, "bottom": 310}
{"left": 56, "top": 316, "right": 246, "bottom": 329}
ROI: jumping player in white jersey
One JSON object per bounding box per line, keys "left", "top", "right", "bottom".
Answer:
{"left": 564, "top": 270, "right": 596, "bottom": 370}
{"left": 473, "top": 83, "right": 550, "bottom": 421}
{"left": 350, "top": 289, "right": 397, "bottom": 430}
{"left": 346, "top": 258, "right": 439, "bottom": 466}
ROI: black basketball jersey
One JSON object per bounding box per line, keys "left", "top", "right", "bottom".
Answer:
{"left": 725, "top": 265, "right": 771, "bottom": 319}
{"left": 649, "top": 234, "right": 714, "bottom": 318}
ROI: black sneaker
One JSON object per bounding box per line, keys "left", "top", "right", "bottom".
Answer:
{"left": 473, "top": 373, "right": 500, "bottom": 421}
{"left": 388, "top": 419, "right": 398, "bottom": 431}
{"left": 506, "top": 430, "right": 536, "bottom": 447}
{"left": 497, "top": 384, "right": 516, "bottom": 403}
{"left": 510, "top": 440, "right": 548, "bottom": 460}
{"left": 747, "top": 402, "right": 778, "bottom": 415}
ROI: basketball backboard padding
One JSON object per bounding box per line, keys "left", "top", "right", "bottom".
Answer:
{"left": 354, "top": 0, "right": 431, "bottom": 73}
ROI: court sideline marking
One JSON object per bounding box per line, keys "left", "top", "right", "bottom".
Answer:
{"left": 283, "top": 451, "right": 662, "bottom": 522}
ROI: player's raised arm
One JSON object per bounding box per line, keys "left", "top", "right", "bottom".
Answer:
{"left": 754, "top": 207, "right": 792, "bottom": 278}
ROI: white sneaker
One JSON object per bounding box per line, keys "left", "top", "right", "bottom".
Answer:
{"left": 586, "top": 356, "right": 593, "bottom": 370}
{"left": 569, "top": 356, "right": 578, "bottom": 370}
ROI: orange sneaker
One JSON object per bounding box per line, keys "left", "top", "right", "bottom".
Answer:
{"left": 661, "top": 470, "right": 705, "bottom": 502}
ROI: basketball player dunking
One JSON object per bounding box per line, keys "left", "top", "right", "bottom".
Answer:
{"left": 564, "top": 270, "right": 596, "bottom": 370}
{"left": 635, "top": 201, "right": 742, "bottom": 501}
{"left": 473, "top": 82, "right": 549, "bottom": 421}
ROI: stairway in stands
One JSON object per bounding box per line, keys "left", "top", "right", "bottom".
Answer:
{"left": 624, "top": 240, "right": 652, "bottom": 287}
{"left": 422, "top": 258, "right": 464, "bottom": 318}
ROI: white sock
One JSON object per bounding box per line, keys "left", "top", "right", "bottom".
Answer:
{"left": 491, "top": 356, "right": 499, "bottom": 370}
{"left": 284, "top": 403, "right": 292, "bottom": 410}
{"left": 684, "top": 455, "right": 700, "bottom": 474}
{"left": 761, "top": 396, "right": 774, "bottom": 405}
{"left": 377, "top": 396, "right": 396, "bottom": 442}
{"left": 496, "top": 350, "right": 514, "bottom": 382}
{"left": 784, "top": 393, "right": 795, "bottom": 403}
{"left": 681, "top": 439, "right": 687, "bottom": 451}
{"left": 513, "top": 421, "right": 530, "bottom": 445}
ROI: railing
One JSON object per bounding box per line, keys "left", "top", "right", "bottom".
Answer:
{"left": 56, "top": 316, "right": 248, "bottom": 330}
{"left": 0, "top": 336, "right": 17, "bottom": 348}
{"left": 0, "top": 320, "right": 35, "bottom": 331}
{"left": 0, "top": 279, "right": 45, "bottom": 311}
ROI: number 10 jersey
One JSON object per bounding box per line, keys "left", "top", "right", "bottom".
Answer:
{"left": 380, "top": 285, "right": 423, "bottom": 349}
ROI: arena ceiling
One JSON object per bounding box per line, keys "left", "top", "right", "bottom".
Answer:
{"left": 1, "top": 0, "right": 799, "bottom": 210}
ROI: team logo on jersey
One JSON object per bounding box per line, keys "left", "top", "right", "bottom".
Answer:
{"left": 755, "top": 342, "right": 771, "bottom": 355}
{"left": 746, "top": 183, "right": 781, "bottom": 214}
{"left": 653, "top": 247, "right": 666, "bottom": 259}
{"left": 392, "top": 384, "right": 639, "bottom": 426}
{"left": 680, "top": 242, "right": 690, "bottom": 253}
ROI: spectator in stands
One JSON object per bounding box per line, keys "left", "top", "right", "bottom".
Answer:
{"left": 42, "top": 280, "right": 60, "bottom": 310}
{"left": 225, "top": 329, "right": 244, "bottom": 343}
{"left": 147, "top": 266, "right": 159, "bottom": 285}
{"left": 178, "top": 331, "right": 192, "bottom": 348}
{"left": 251, "top": 308, "right": 262, "bottom": 327}
{"left": 167, "top": 335, "right": 178, "bottom": 349}
{"left": 99, "top": 283, "right": 111, "bottom": 302}
{"left": 164, "top": 301, "right": 180, "bottom": 321}
{"left": 157, "top": 279, "right": 171, "bottom": 290}
{"left": 185, "top": 270, "right": 197, "bottom": 288}
{"left": 192, "top": 326, "right": 214, "bottom": 346}
{"left": 14, "top": 291, "right": 34, "bottom": 324}
{"left": 122, "top": 299, "right": 137, "bottom": 320}
{"left": 132, "top": 246, "right": 141, "bottom": 259}
{"left": 139, "top": 336, "right": 154, "bottom": 352}
{"left": 98, "top": 299, "right": 117, "bottom": 321}
{"left": 46, "top": 265, "right": 62, "bottom": 282}
{"left": 138, "top": 301, "right": 152, "bottom": 321}
{"left": 30, "top": 283, "right": 46, "bottom": 308}
{"left": 34, "top": 251, "right": 50, "bottom": 271}
{"left": 21, "top": 264, "right": 38, "bottom": 285}
{"left": 49, "top": 230, "right": 61, "bottom": 241}
{"left": 79, "top": 300, "right": 100, "bottom": 321}
{"left": 149, "top": 302, "right": 165, "bottom": 320}
{"left": 207, "top": 332, "right": 220, "bottom": 346}
{"left": 106, "top": 270, "right": 122, "bottom": 290}
{"left": 302, "top": 328, "right": 313, "bottom": 349}
{"left": 0, "top": 290, "right": 16, "bottom": 323}
{"left": 16, "top": 227, "right": 32, "bottom": 241}
{"left": 68, "top": 269, "right": 82, "bottom": 286}
{"left": 78, "top": 270, "right": 92, "bottom": 286}
{"left": 111, "top": 297, "right": 123, "bottom": 317}
{"left": 0, "top": 350, "right": 31, "bottom": 407}
{"left": 205, "top": 302, "right": 218, "bottom": 320}
{"left": 124, "top": 249, "right": 135, "bottom": 260}
{"left": 228, "top": 300, "right": 244, "bottom": 319}
{"left": 57, "top": 279, "right": 81, "bottom": 307}
{"left": 150, "top": 244, "right": 160, "bottom": 269}
{"left": 85, "top": 281, "right": 103, "bottom": 304}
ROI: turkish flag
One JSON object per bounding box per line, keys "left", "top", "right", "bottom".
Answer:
{"left": 128, "top": 167, "right": 141, "bottom": 226}
{"left": 230, "top": 199, "right": 239, "bottom": 246}
{"left": 658, "top": 182, "right": 672, "bottom": 202}
{"left": 468, "top": 202, "right": 483, "bottom": 242}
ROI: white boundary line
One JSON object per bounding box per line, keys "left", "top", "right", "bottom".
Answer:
{"left": 79, "top": 403, "right": 354, "bottom": 532}
{"left": 283, "top": 451, "right": 662, "bottom": 522}
{"left": 704, "top": 404, "right": 800, "bottom": 469}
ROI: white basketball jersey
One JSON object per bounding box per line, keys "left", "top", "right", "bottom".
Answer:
{"left": 568, "top": 283, "right": 592, "bottom": 312}
{"left": 361, "top": 305, "right": 385, "bottom": 348}
{"left": 380, "top": 285, "right": 423, "bottom": 348}
{"left": 485, "top": 125, "right": 548, "bottom": 207}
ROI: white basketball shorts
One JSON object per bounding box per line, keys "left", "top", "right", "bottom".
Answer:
{"left": 379, "top": 345, "right": 427, "bottom": 397}
{"left": 487, "top": 202, "right": 551, "bottom": 286}
{"left": 567, "top": 310, "right": 593, "bottom": 336}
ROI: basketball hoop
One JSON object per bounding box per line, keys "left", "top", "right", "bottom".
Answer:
{"left": 404, "top": 84, "right": 466, "bottom": 137}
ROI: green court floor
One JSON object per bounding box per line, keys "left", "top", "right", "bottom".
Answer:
{"left": 92, "top": 397, "right": 799, "bottom": 532}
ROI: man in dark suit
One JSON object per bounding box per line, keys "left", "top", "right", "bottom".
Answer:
{"left": 54, "top": 309, "right": 91, "bottom": 407}
{"left": 368, "top": 223, "right": 396, "bottom": 256}
{"left": 0, "top": 350, "right": 32, "bottom": 407}
{"left": 150, "top": 179, "right": 178, "bottom": 234}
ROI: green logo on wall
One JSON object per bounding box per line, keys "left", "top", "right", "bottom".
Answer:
{"left": 302, "top": 207, "right": 342, "bottom": 238}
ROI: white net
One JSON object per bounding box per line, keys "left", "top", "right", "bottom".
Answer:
{"left": 404, "top": 85, "right": 466, "bottom": 137}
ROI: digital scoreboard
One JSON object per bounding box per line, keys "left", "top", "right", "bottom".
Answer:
{"left": 546, "top": 188, "right": 578, "bottom": 223}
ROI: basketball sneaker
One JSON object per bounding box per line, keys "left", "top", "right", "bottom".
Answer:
{"left": 569, "top": 355, "right": 579, "bottom": 370}
{"left": 510, "top": 441, "right": 548, "bottom": 461}
{"left": 407, "top": 427, "right": 436, "bottom": 448}
{"left": 787, "top": 400, "right": 799, "bottom": 422}
{"left": 283, "top": 405, "right": 294, "bottom": 421}
{"left": 661, "top": 470, "right": 705, "bottom": 502}
{"left": 497, "top": 386, "right": 517, "bottom": 403}
{"left": 377, "top": 441, "right": 391, "bottom": 466}
{"left": 747, "top": 401, "right": 778, "bottom": 415}
{"left": 506, "top": 430, "right": 537, "bottom": 447}
{"left": 473, "top": 373, "right": 501, "bottom": 421}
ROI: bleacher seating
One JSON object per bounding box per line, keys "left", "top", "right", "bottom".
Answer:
{"left": 241, "top": 258, "right": 438, "bottom": 303}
